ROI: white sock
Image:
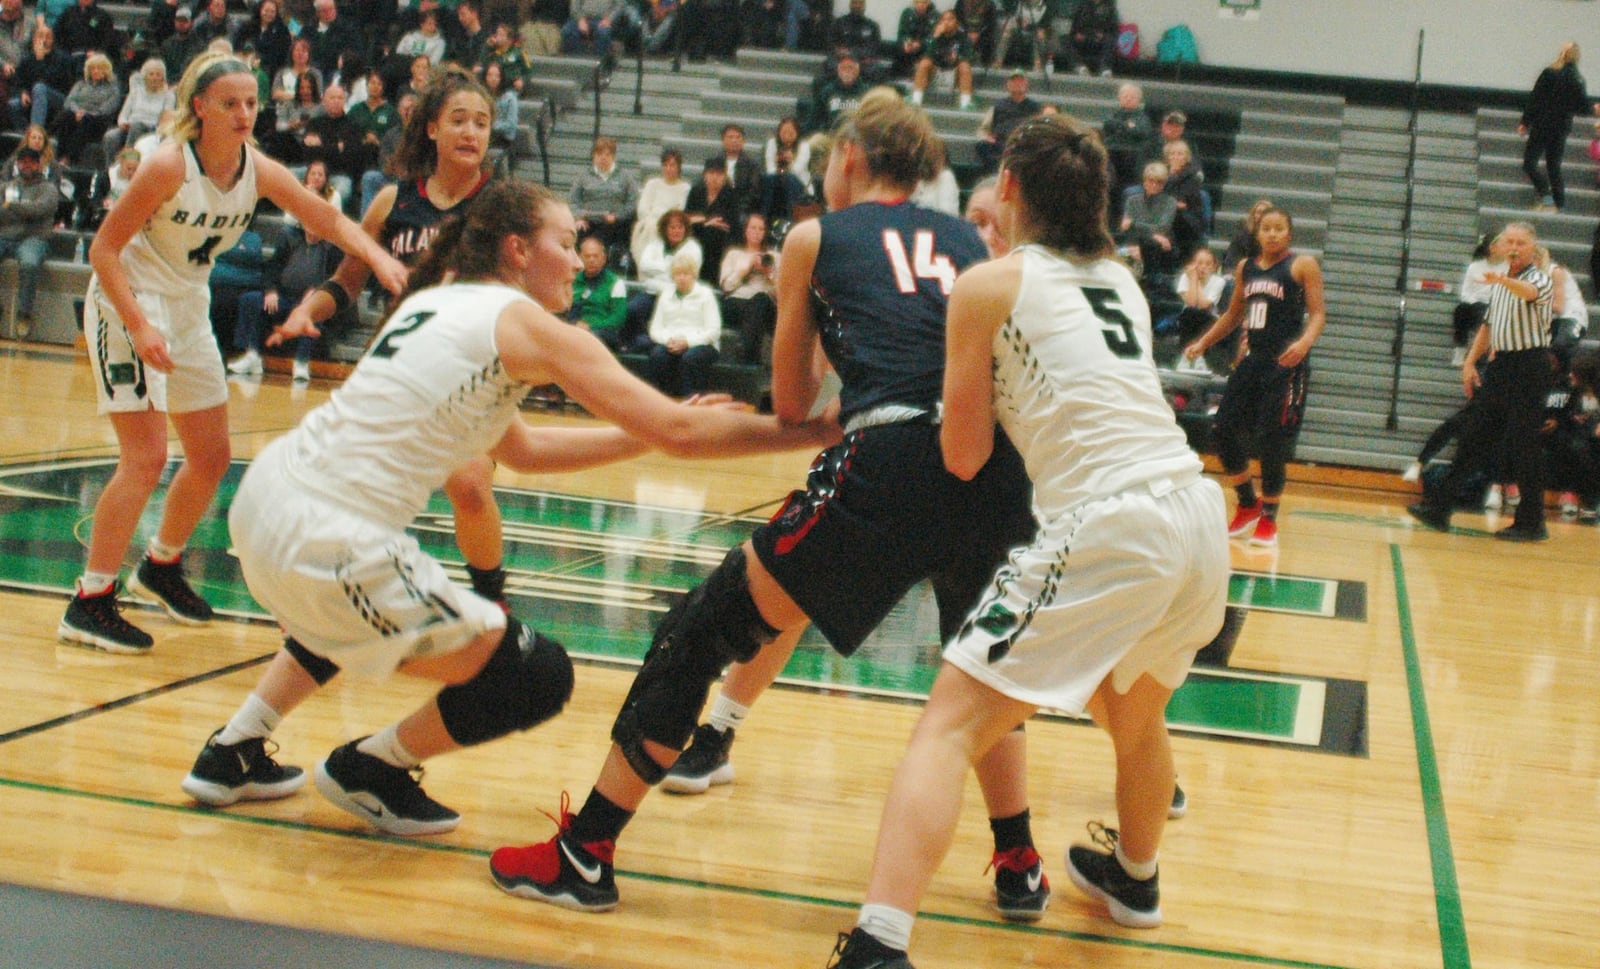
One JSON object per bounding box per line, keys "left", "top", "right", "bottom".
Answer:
{"left": 216, "top": 693, "right": 282, "bottom": 745}
{"left": 856, "top": 904, "right": 914, "bottom": 951}
{"left": 707, "top": 693, "right": 750, "bottom": 734}
{"left": 959, "top": 93, "right": 972, "bottom": 108}
{"left": 147, "top": 538, "right": 183, "bottom": 563}
{"left": 358, "top": 724, "right": 421, "bottom": 769}
{"left": 79, "top": 571, "right": 118, "bottom": 596}
{"left": 1115, "top": 841, "right": 1157, "bottom": 880}
{"left": 910, "top": 88, "right": 924, "bottom": 104}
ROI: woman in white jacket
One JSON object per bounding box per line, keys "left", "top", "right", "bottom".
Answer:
{"left": 645, "top": 249, "right": 722, "bottom": 397}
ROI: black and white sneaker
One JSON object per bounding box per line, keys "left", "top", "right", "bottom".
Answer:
{"left": 824, "top": 928, "right": 915, "bottom": 969}
{"left": 1066, "top": 821, "right": 1161, "bottom": 928}
{"left": 128, "top": 554, "right": 214, "bottom": 625}
{"left": 990, "top": 845, "right": 1050, "bottom": 921}
{"left": 661, "top": 724, "right": 735, "bottom": 795}
{"left": 182, "top": 730, "right": 306, "bottom": 806}
{"left": 58, "top": 583, "right": 154, "bottom": 653}
{"left": 313, "top": 739, "right": 460, "bottom": 836}
{"left": 1169, "top": 782, "right": 1188, "bottom": 820}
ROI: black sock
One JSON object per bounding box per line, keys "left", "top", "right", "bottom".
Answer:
{"left": 1261, "top": 501, "right": 1279, "bottom": 522}
{"left": 466, "top": 564, "right": 506, "bottom": 601}
{"left": 571, "top": 789, "right": 634, "bottom": 845}
{"left": 1234, "top": 482, "right": 1258, "bottom": 508}
{"left": 989, "top": 808, "right": 1034, "bottom": 854}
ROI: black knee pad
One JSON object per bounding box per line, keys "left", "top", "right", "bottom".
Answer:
{"left": 437, "top": 618, "right": 575, "bottom": 747}
{"left": 610, "top": 547, "right": 777, "bottom": 784}
{"left": 284, "top": 637, "right": 340, "bottom": 685}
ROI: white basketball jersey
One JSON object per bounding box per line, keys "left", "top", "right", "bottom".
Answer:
{"left": 994, "top": 245, "right": 1201, "bottom": 522}
{"left": 277, "top": 283, "right": 534, "bottom": 530}
{"left": 118, "top": 142, "right": 259, "bottom": 296}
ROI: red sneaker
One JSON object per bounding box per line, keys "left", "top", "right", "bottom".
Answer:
{"left": 1227, "top": 503, "right": 1262, "bottom": 537}
{"left": 489, "top": 792, "right": 618, "bottom": 911}
{"left": 1249, "top": 516, "right": 1278, "bottom": 548}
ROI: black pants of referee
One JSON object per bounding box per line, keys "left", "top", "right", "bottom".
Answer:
{"left": 1431, "top": 348, "right": 1552, "bottom": 530}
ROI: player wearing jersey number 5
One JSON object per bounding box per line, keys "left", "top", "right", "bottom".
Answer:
{"left": 179, "top": 180, "right": 838, "bottom": 834}
{"left": 58, "top": 51, "right": 408, "bottom": 656}
{"left": 1182, "top": 206, "right": 1326, "bottom": 549}
{"left": 825, "top": 112, "right": 1229, "bottom": 969}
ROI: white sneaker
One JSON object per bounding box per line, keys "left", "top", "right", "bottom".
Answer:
{"left": 227, "top": 349, "right": 263, "bottom": 376}
{"left": 1401, "top": 462, "right": 1422, "bottom": 483}
{"left": 292, "top": 359, "right": 311, "bottom": 383}
{"left": 1483, "top": 485, "right": 1502, "bottom": 511}
{"left": 1560, "top": 493, "right": 1580, "bottom": 519}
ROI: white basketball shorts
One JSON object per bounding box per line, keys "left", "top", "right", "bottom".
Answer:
{"left": 84, "top": 277, "right": 227, "bottom": 415}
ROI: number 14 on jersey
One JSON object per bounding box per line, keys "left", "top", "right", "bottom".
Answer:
{"left": 882, "top": 229, "right": 957, "bottom": 296}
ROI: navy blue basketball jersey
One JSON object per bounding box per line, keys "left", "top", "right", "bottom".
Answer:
{"left": 809, "top": 200, "right": 988, "bottom": 421}
{"left": 1238, "top": 251, "right": 1306, "bottom": 357}
{"left": 380, "top": 172, "right": 491, "bottom": 263}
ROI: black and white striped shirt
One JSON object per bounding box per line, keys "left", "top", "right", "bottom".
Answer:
{"left": 1486, "top": 264, "right": 1554, "bottom": 352}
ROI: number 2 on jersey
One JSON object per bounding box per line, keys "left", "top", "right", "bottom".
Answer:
{"left": 882, "top": 229, "right": 956, "bottom": 295}
{"left": 368, "top": 310, "right": 436, "bottom": 359}
{"left": 1082, "top": 287, "right": 1142, "bottom": 358}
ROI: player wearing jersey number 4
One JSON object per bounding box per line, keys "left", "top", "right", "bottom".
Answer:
{"left": 823, "top": 112, "right": 1229, "bottom": 969}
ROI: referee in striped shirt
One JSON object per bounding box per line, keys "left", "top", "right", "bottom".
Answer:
{"left": 1410, "top": 221, "right": 1555, "bottom": 541}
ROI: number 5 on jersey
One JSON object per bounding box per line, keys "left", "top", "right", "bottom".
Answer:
{"left": 882, "top": 229, "right": 957, "bottom": 295}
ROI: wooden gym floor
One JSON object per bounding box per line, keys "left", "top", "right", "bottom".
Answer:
{"left": 0, "top": 339, "right": 1595, "bottom": 969}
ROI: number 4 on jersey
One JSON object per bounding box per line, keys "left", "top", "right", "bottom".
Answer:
{"left": 882, "top": 229, "right": 957, "bottom": 295}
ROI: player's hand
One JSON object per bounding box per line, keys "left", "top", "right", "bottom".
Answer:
{"left": 1182, "top": 340, "right": 1205, "bottom": 361}
{"left": 801, "top": 398, "right": 843, "bottom": 447}
{"left": 684, "top": 392, "right": 748, "bottom": 410}
{"left": 1461, "top": 361, "right": 1480, "bottom": 399}
{"left": 130, "top": 325, "right": 173, "bottom": 373}
{"left": 1277, "top": 339, "right": 1308, "bottom": 368}
{"left": 269, "top": 305, "right": 321, "bottom": 346}
{"left": 372, "top": 252, "right": 409, "bottom": 295}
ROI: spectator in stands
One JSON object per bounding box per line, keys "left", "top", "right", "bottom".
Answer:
{"left": 49, "top": 51, "right": 119, "bottom": 166}
{"left": 759, "top": 115, "right": 811, "bottom": 222}
{"left": 1101, "top": 82, "right": 1155, "bottom": 216}
{"left": 1449, "top": 233, "right": 1503, "bottom": 366}
{"left": 228, "top": 222, "right": 347, "bottom": 383}
{"left": 1162, "top": 138, "right": 1206, "bottom": 262}
{"left": 82, "top": 144, "right": 137, "bottom": 230}
{"left": 911, "top": 145, "right": 958, "bottom": 215}
{"left": 645, "top": 248, "right": 722, "bottom": 397}
{"left": 992, "top": 0, "right": 1049, "bottom": 72}
{"left": 190, "top": 0, "right": 230, "bottom": 47}
{"left": 359, "top": 89, "right": 415, "bottom": 217}
{"left": 483, "top": 61, "right": 518, "bottom": 174}
{"left": 632, "top": 146, "right": 690, "bottom": 268}
{"left": 8, "top": 25, "right": 74, "bottom": 132}
{"left": 561, "top": 0, "right": 622, "bottom": 59}
{"left": 686, "top": 155, "right": 741, "bottom": 284}
{"left": 801, "top": 51, "right": 867, "bottom": 134}
{"left": 1117, "top": 160, "right": 1177, "bottom": 277}
{"left": 1061, "top": 0, "right": 1116, "bottom": 76}
{"left": 54, "top": 0, "right": 117, "bottom": 60}
{"left": 893, "top": 0, "right": 934, "bottom": 77}
{"left": 450, "top": 0, "right": 489, "bottom": 66}
{"left": 570, "top": 135, "right": 639, "bottom": 256}
{"left": 34, "top": 0, "right": 70, "bottom": 29}
{"left": 709, "top": 122, "right": 760, "bottom": 214}
{"left": 739, "top": 0, "right": 782, "bottom": 50}
{"left": 720, "top": 210, "right": 778, "bottom": 365}
{"left": 281, "top": 158, "right": 341, "bottom": 229}
{"left": 683, "top": 0, "right": 743, "bottom": 61}
{"left": 1548, "top": 351, "right": 1600, "bottom": 522}
{"left": 1550, "top": 257, "right": 1589, "bottom": 362}
{"left": 480, "top": 21, "right": 529, "bottom": 95}
{"left": 635, "top": 0, "right": 678, "bottom": 55}
{"left": 160, "top": 8, "right": 206, "bottom": 82}
{"left": 628, "top": 207, "right": 701, "bottom": 346}
{"left": 830, "top": 0, "right": 883, "bottom": 78}
{"left": 271, "top": 37, "right": 320, "bottom": 114}
{"left": 209, "top": 227, "right": 266, "bottom": 366}
{"left": 104, "top": 58, "right": 171, "bottom": 161}
{"left": 302, "top": 83, "right": 365, "bottom": 212}
{"left": 0, "top": 0, "right": 33, "bottom": 75}
{"left": 140, "top": 0, "right": 178, "bottom": 49}
{"left": 0, "top": 146, "right": 60, "bottom": 336}
{"left": 1149, "top": 109, "right": 1187, "bottom": 162}
{"left": 1223, "top": 196, "right": 1271, "bottom": 268}
{"left": 910, "top": 9, "right": 974, "bottom": 111}
{"left": 1519, "top": 41, "right": 1598, "bottom": 212}
{"left": 397, "top": 54, "right": 434, "bottom": 103}
{"left": 272, "top": 70, "right": 322, "bottom": 164}
{"left": 954, "top": 0, "right": 996, "bottom": 66}
{"left": 306, "top": 0, "right": 365, "bottom": 78}
{"left": 962, "top": 174, "right": 1003, "bottom": 256}
{"left": 974, "top": 68, "right": 1043, "bottom": 173}
{"left": 520, "top": 0, "right": 570, "bottom": 57}
{"left": 348, "top": 69, "right": 397, "bottom": 165}
{"left": 237, "top": 0, "right": 291, "bottom": 80}
{"left": 568, "top": 234, "right": 628, "bottom": 349}
{"left": 1170, "top": 247, "right": 1227, "bottom": 372}
{"left": 396, "top": 8, "right": 449, "bottom": 65}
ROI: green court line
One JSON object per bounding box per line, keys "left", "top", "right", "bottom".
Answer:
{"left": 1388, "top": 545, "right": 1471, "bottom": 969}
{"left": 0, "top": 775, "right": 1356, "bottom": 969}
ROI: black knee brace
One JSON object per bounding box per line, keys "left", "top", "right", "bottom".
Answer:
{"left": 437, "top": 618, "right": 575, "bottom": 747}
{"left": 610, "top": 547, "right": 778, "bottom": 784}
{"left": 284, "top": 637, "right": 340, "bottom": 685}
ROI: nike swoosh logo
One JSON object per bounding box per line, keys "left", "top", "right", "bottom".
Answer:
{"left": 559, "top": 838, "right": 603, "bottom": 884}
{"left": 1026, "top": 867, "right": 1043, "bottom": 893}
{"left": 235, "top": 751, "right": 252, "bottom": 774}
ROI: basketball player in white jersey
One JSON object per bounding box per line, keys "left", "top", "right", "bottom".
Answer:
{"left": 59, "top": 52, "right": 409, "bottom": 656}
{"left": 824, "top": 115, "right": 1229, "bottom": 969}
{"left": 179, "top": 179, "right": 838, "bottom": 837}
